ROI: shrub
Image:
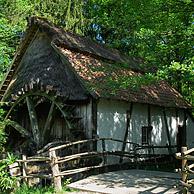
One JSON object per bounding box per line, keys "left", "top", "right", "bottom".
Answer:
{"left": 0, "top": 153, "right": 18, "bottom": 193}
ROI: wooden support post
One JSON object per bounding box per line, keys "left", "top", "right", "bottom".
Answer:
{"left": 163, "top": 108, "right": 172, "bottom": 155}
{"left": 22, "top": 155, "right": 28, "bottom": 184}
{"left": 181, "top": 147, "right": 188, "bottom": 194}
{"left": 120, "top": 103, "right": 133, "bottom": 163}
{"left": 42, "top": 101, "right": 55, "bottom": 137}
{"left": 134, "top": 145, "right": 138, "bottom": 169}
{"left": 49, "top": 150, "right": 62, "bottom": 191}
{"left": 183, "top": 110, "right": 187, "bottom": 146}
{"left": 101, "top": 139, "right": 107, "bottom": 165}
{"left": 26, "top": 97, "right": 40, "bottom": 147}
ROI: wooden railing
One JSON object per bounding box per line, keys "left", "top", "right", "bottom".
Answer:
{"left": 8, "top": 138, "right": 177, "bottom": 191}
{"left": 176, "top": 147, "right": 194, "bottom": 194}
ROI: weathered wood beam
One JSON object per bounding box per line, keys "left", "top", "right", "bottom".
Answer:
{"left": 120, "top": 102, "right": 133, "bottom": 163}
{"left": 163, "top": 108, "right": 172, "bottom": 154}
{"left": 148, "top": 104, "right": 151, "bottom": 126}
{"left": 56, "top": 104, "right": 72, "bottom": 129}
{"left": 183, "top": 110, "right": 187, "bottom": 146}
{"left": 6, "top": 119, "right": 31, "bottom": 138}
{"left": 92, "top": 99, "right": 98, "bottom": 150}
{"left": 26, "top": 96, "right": 40, "bottom": 147}
{"left": 49, "top": 150, "right": 62, "bottom": 191}
{"left": 42, "top": 101, "right": 55, "bottom": 139}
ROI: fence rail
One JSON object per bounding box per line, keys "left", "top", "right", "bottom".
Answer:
{"left": 176, "top": 146, "right": 194, "bottom": 194}
{"left": 8, "top": 138, "right": 177, "bottom": 191}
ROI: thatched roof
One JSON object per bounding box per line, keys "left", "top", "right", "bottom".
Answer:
{"left": 0, "top": 16, "right": 192, "bottom": 109}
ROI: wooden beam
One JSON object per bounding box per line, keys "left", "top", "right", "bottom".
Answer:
{"left": 148, "top": 104, "right": 151, "bottom": 126}
{"left": 42, "top": 101, "right": 55, "bottom": 139}
{"left": 92, "top": 99, "right": 98, "bottom": 151}
{"left": 6, "top": 119, "right": 31, "bottom": 138}
{"left": 183, "top": 110, "right": 187, "bottom": 146}
{"left": 26, "top": 96, "right": 40, "bottom": 147}
{"left": 120, "top": 102, "right": 133, "bottom": 163}
{"left": 56, "top": 104, "right": 72, "bottom": 129}
{"left": 49, "top": 150, "right": 62, "bottom": 191}
{"left": 163, "top": 108, "right": 172, "bottom": 154}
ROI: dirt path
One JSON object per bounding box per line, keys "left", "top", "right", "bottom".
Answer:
{"left": 68, "top": 169, "right": 181, "bottom": 194}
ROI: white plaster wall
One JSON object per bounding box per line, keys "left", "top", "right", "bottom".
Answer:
{"left": 128, "top": 103, "right": 148, "bottom": 144}
{"left": 96, "top": 99, "right": 194, "bottom": 158}
{"left": 97, "top": 99, "right": 128, "bottom": 152}
{"left": 187, "top": 114, "right": 194, "bottom": 149}
{"left": 150, "top": 107, "right": 178, "bottom": 154}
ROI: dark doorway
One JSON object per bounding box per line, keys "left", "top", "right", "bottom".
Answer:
{"left": 177, "top": 125, "right": 186, "bottom": 152}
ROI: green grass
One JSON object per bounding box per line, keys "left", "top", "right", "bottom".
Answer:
{"left": 13, "top": 180, "right": 76, "bottom": 194}
{"left": 14, "top": 184, "right": 55, "bottom": 194}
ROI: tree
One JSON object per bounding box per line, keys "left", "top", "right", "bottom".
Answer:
{"left": 86, "top": 0, "right": 194, "bottom": 105}
{"left": 0, "top": 0, "right": 87, "bottom": 81}
{"left": 0, "top": 0, "right": 193, "bottom": 106}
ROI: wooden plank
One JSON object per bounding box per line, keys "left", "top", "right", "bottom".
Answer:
{"left": 163, "top": 108, "right": 172, "bottom": 154}
{"left": 26, "top": 96, "right": 40, "bottom": 146}
{"left": 42, "top": 101, "right": 55, "bottom": 138}
{"left": 49, "top": 150, "right": 62, "bottom": 191}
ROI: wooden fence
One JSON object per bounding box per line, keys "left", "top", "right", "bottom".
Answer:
{"left": 8, "top": 138, "right": 177, "bottom": 191}
{"left": 176, "top": 147, "right": 194, "bottom": 194}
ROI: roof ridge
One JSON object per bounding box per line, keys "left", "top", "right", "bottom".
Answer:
{"left": 28, "top": 16, "right": 144, "bottom": 73}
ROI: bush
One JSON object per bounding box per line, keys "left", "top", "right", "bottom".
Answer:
{"left": 0, "top": 108, "right": 7, "bottom": 155}
{"left": 0, "top": 153, "right": 18, "bottom": 193}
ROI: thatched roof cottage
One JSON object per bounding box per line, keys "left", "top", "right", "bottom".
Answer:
{"left": 0, "top": 16, "right": 193, "bottom": 157}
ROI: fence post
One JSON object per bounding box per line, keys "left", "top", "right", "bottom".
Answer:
{"left": 134, "top": 145, "right": 138, "bottom": 169}
{"left": 181, "top": 146, "right": 188, "bottom": 194}
{"left": 102, "top": 139, "right": 107, "bottom": 165}
{"left": 49, "top": 150, "right": 62, "bottom": 191}
{"left": 22, "top": 155, "right": 28, "bottom": 184}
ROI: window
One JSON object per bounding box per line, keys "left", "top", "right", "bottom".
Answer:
{"left": 142, "top": 126, "right": 153, "bottom": 145}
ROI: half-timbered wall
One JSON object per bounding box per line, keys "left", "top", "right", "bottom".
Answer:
{"left": 97, "top": 99, "right": 193, "bottom": 156}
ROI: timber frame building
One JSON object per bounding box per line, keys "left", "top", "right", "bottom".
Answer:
{"left": 0, "top": 16, "right": 194, "bottom": 157}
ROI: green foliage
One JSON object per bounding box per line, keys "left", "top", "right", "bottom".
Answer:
{"left": 104, "top": 73, "right": 158, "bottom": 95}
{"left": 0, "top": 108, "right": 7, "bottom": 154}
{"left": 13, "top": 179, "right": 75, "bottom": 194}
{"left": 14, "top": 184, "right": 54, "bottom": 194}
{"left": 87, "top": 0, "right": 194, "bottom": 107}
{"left": 0, "top": 0, "right": 193, "bottom": 108}
{"left": 0, "top": 0, "right": 87, "bottom": 81}
{"left": 0, "top": 16, "right": 20, "bottom": 82}
{"left": 0, "top": 153, "right": 17, "bottom": 193}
